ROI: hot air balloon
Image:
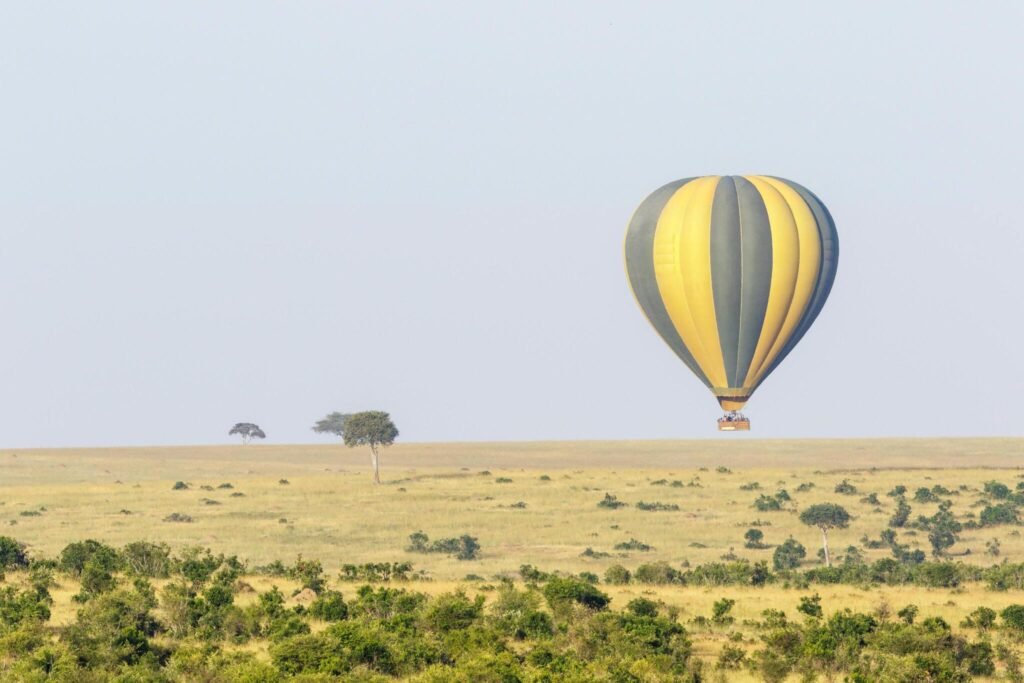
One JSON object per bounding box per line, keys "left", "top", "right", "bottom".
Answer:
{"left": 624, "top": 175, "right": 838, "bottom": 431}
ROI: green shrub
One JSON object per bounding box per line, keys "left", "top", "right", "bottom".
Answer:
{"left": 797, "top": 593, "right": 823, "bottom": 619}
{"left": 711, "top": 597, "right": 735, "bottom": 624}
{"left": 744, "top": 528, "right": 766, "bottom": 549}
{"left": 961, "top": 606, "right": 996, "bottom": 630}
{"left": 0, "top": 537, "right": 28, "bottom": 569}
{"left": 604, "top": 565, "right": 631, "bottom": 585}
{"left": 889, "top": 498, "right": 911, "bottom": 528}
{"left": 172, "top": 481, "right": 189, "bottom": 490}
{"left": 1002, "top": 605, "right": 1024, "bottom": 636}
{"left": 422, "top": 590, "right": 484, "bottom": 632}
{"left": 980, "top": 503, "right": 1019, "bottom": 526}
{"left": 626, "top": 597, "right": 659, "bottom": 617}
{"left": 716, "top": 643, "right": 746, "bottom": 669}
{"left": 59, "top": 540, "right": 120, "bottom": 576}
{"left": 773, "top": 537, "right": 806, "bottom": 570}
{"left": 634, "top": 561, "right": 681, "bottom": 585}
{"left": 635, "top": 500, "right": 680, "bottom": 511}
{"left": 613, "top": 538, "right": 652, "bottom": 552}
{"left": 834, "top": 479, "right": 857, "bottom": 494}
{"left": 122, "top": 541, "right": 173, "bottom": 578}
{"left": 489, "top": 585, "right": 553, "bottom": 640}
{"left": 289, "top": 555, "right": 326, "bottom": 594}
{"left": 542, "top": 576, "right": 609, "bottom": 611}
{"left": 73, "top": 558, "right": 117, "bottom": 602}
{"left": 985, "top": 481, "right": 1011, "bottom": 499}
{"left": 597, "top": 493, "right": 627, "bottom": 509}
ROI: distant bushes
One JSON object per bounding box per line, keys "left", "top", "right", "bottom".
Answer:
{"left": 405, "top": 531, "right": 480, "bottom": 560}
{"left": 635, "top": 500, "right": 680, "bottom": 511}
{"left": 597, "top": 493, "right": 627, "bottom": 509}
{"left": 614, "top": 538, "right": 653, "bottom": 551}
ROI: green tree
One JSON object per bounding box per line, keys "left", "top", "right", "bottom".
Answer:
{"left": 772, "top": 537, "right": 806, "bottom": 570}
{"left": 229, "top": 422, "right": 265, "bottom": 444}
{"left": 312, "top": 411, "right": 350, "bottom": 438}
{"left": 799, "top": 503, "right": 850, "bottom": 567}
{"left": 924, "top": 508, "right": 962, "bottom": 557}
{"left": 314, "top": 411, "right": 399, "bottom": 484}
{"left": 744, "top": 528, "right": 765, "bottom": 549}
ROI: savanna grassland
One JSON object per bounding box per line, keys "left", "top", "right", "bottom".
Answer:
{"left": 3, "top": 437, "right": 1024, "bottom": 681}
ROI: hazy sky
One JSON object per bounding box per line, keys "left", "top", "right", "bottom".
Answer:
{"left": 2, "top": 2, "right": 1022, "bottom": 447}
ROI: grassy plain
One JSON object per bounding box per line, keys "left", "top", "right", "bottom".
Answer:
{"left": 3, "top": 438, "right": 1024, "bottom": 680}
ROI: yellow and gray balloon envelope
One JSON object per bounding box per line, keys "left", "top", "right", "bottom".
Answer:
{"left": 624, "top": 176, "right": 838, "bottom": 413}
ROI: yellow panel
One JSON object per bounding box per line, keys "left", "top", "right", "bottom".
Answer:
{"left": 746, "top": 176, "right": 823, "bottom": 386}
{"left": 741, "top": 176, "right": 800, "bottom": 386}
{"left": 652, "top": 177, "right": 727, "bottom": 387}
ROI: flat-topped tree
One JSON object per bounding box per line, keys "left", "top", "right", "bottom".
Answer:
{"left": 228, "top": 422, "right": 265, "bottom": 445}
{"left": 313, "top": 411, "right": 398, "bottom": 484}
{"left": 799, "top": 503, "right": 850, "bottom": 568}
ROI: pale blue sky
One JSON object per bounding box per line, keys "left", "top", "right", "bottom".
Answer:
{"left": 1, "top": 2, "right": 1022, "bottom": 447}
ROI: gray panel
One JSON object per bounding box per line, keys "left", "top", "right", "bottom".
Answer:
{"left": 624, "top": 178, "right": 711, "bottom": 387}
{"left": 756, "top": 178, "right": 839, "bottom": 387}
{"left": 709, "top": 177, "right": 742, "bottom": 386}
{"left": 733, "top": 176, "right": 774, "bottom": 387}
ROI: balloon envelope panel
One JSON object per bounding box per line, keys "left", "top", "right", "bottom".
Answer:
{"left": 624, "top": 175, "right": 838, "bottom": 411}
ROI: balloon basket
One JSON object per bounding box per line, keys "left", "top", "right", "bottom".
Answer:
{"left": 717, "top": 412, "right": 750, "bottom": 431}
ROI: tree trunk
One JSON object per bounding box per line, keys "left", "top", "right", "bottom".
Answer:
{"left": 821, "top": 528, "right": 831, "bottom": 567}
{"left": 370, "top": 446, "right": 380, "bottom": 484}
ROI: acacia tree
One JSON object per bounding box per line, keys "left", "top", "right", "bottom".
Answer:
{"left": 313, "top": 411, "right": 398, "bottom": 484}
{"left": 799, "top": 503, "right": 850, "bottom": 567}
{"left": 312, "top": 412, "right": 350, "bottom": 438}
{"left": 228, "top": 422, "right": 265, "bottom": 445}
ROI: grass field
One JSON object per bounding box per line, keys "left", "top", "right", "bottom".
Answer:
{"left": 4, "top": 437, "right": 1024, "bottom": 680}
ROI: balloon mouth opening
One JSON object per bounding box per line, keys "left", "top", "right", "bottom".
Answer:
{"left": 717, "top": 397, "right": 749, "bottom": 412}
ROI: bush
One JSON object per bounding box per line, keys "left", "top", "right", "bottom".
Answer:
{"left": 980, "top": 503, "right": 1019, "bottom": 526}
{"left": 613, "top": 538, "right": 652, "bottom": 551}
{"left": 1002, "top": 605, "right": 1024, "bottom": 636}
{"left": 634, "top": 561, "right": 682, "bottom": 585}
{"left": 422, "top": 590, "right": 485, "bottom": 632}
{"left": 754, "top": 494, "right": 782, "bottom": 511}
{"left": 914, "top": 487, "right": 939, "bottom": 503}
{"left": 0, "top": 536, "right": 28, "bottom": 569}
{"left": 711, "top": 597, "right": 735, "bottom": 624}
{"left": 597, "top": 493, "right": 627, "bottom": 509}
{"left": 635, "top": 500, "right": 680, "bottom": 511}
{"left": 834, "top": 479, "right": 857, "bottom": 494}
{"left": 773, "top": 537, "right": 806, "bottom": 570}
{"left": 289, "top": 555, "right": 326, "bottom": 594}
{"left": 604, "top": 565, "right": 631, "bottom": 585}
{"left": 985, "top": 480, "right": 1011, "bottom": 499}
{"left": 626, "top": 597, "right": 659, "bottom": 617}
{"left": 59, "top": 540, "right": 120, "bottom": 576}
{"left": 542, "top": 576, "right": 609, "bottom": 611}
{"left": 163, "top": 513, "right": 193, "bottom": 523}
{"left": 889, "top": 498, "right": 911, "bottom": 528}
{"left": 121, "top": 541, "right": 172, "bottom": 578}
{"left": 172, "top": 481, "right": 189, "bottom": 490}
{"left": 405, "top": 532, "right": 480, "bottom": 560}
{"left": 744, "top": 528, "right": 766, "bottom": 549}
{"left": 962, "top": 606, "right": 996, "bottom": 630}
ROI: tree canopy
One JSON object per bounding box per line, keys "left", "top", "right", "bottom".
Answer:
{"left": 312, "top": 412, "right": 350, "bottom": 438}
{"left": 799, "top": 503, "right": 851, "bottom": 531}
{"left": 228, "top": 423, "right": 265, "bottom": 444}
